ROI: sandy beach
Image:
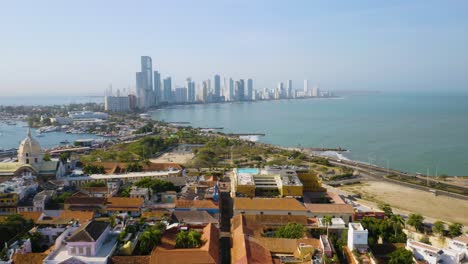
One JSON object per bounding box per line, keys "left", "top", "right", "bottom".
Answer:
{"left": 339, "top": 181, "right": 468, "bottom": 226}
{"left": 150, "top": 152, "right": 194, "bottom": 164}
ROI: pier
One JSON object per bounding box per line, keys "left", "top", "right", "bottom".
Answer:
{"left": 302, "top": 147, "right": 348, "bottom": 152}
{"left": 199, "top": 127, "right": 224, "bottom": 130}
{"left": 228, "top": 133, "right": 266, "bottom": 136}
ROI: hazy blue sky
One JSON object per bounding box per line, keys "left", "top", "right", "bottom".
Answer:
{"left": 1, "top": 0, "right": 467, "bottom": 95}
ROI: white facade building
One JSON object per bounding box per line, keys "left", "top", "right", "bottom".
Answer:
{"left": 347, "top": 223, "right": 368, "bottom": 251}
{"left": 407, "top": 236, "right": 468, "bottom": 264}
{"left": 104, "top": 96, "right": 130, "bottom": 112}
{"left": 69, "top": 111, "right": 108, "bottom": 120}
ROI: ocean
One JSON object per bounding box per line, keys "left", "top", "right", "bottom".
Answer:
{"left": 0, "top": 95, "right": 103, "bottom": 106}
{"left": 0, "top": 122, "right": 103, "bottom": 150}
{"left": 150, "top": 92, "right": 468, "bottom": 176}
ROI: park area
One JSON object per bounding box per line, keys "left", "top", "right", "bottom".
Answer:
{"left": 339, "top": 181, "right": 468, "bottom": 226}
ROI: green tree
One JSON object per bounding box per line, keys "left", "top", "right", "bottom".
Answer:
{"left": 138, "top": 228, "right": 163, "bottom": 254}
{"left": 82, "top": 181, "right": 106, "bottom": 187}
{"left": 42, "top": 153, "right": 51, "bottom": 161}
{"left": 175, "top": 230, "right": 202, "bottom": 248}
{"left": 388, "top": 248, "right": 414, "bottom": 264}
{"left": 59, "top": 152, "right": 70, "bottom": 164}
{"left": 82, "top": 164, "right": 106, "bottom": 174}
{"left": 134, "top": 178, "right": 176, "bottom": 193}
{"left": 274, "top": 223, "right": 305, "bottom": 239}
{"left": 126, "top": 162, "right": 143, "bottom": 172}
{"left": 407, "top": 214, "right": 424, "bottom": 232}
{"left": 419, "top": 235, "right": 431, "bottom": 245}
{"left": 378, "top": 203, "right": 393, "bottom": 218}
{"left": 27, "top": 232, "right": 45, "bottom": 252}
{"left": 432, "top": 221, "right": 445, "bottom": 236}
{"left": 322, "top": 215, "right": 333, "bottom": 237}
{"left": 0, "top": 215, "right": 34, "bottom": 246}
{"left": 448, "top": 223, "right": 463, "bottom": 238}
{"left": 389, "top": 214, "right": 405, "bottom": 238}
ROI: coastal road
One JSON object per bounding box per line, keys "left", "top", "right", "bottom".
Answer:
{"left": 326, "top": 159, "right": 468, "bottom": 201}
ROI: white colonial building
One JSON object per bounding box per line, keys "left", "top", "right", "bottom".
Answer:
{"left": 347, "top": 223, "right": 368, "bottom": 251}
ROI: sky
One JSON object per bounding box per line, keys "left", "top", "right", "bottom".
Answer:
{"left": 0, "top": 0, "right": 467, "bottom": 96}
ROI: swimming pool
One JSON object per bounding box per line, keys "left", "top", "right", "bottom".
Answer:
{"left": 237, "top": 168, "right": 259, "bottom": 174}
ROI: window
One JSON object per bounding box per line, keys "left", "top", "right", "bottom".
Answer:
{"left": 26, "top": 159, "right": 29, "bottom": 164}
{"left": 288, "top": 212, "right": 292, "bottom": 215}
{"left": 26, "top": 153, "right": 29, "bottom": 157}
{"left": 34, "top": 158, "right": 38, "bottom": 163}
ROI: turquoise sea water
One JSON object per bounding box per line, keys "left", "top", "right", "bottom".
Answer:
{"left": 0, "top": 122, "right": 103, "bottom": 150}
{"left": 0, "top": 96, "right": 103, "bottom": 106}
{"left": 151, "top": 92, "right": 468, "bottom": 176}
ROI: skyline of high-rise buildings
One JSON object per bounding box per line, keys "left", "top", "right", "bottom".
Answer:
{"left": 133, "top": 56, "right": 326, "bottom": 109}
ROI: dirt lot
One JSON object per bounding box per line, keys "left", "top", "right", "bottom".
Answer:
{"left": 339, "top": 181, "right": 468, "bottom": 226}
{"left": 150, "top": 152, "right": 194, "bottom": 164}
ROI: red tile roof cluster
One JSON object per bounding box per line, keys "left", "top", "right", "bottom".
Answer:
{"left": 150, "top": 223, "right": 219, "bottom": 264}
{"left": 175, "top": 199, "right": 219, "bottom": 209}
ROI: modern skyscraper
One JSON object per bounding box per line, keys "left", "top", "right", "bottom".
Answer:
{"left": 229, "top": 78, "right": 234, "bottom": 101}
{"left": 202, "top": 80, "right": 209, "bottom": 102}
{"left": 287, "top": 80, "right": 292, "bottom": 99}
{"left": 238, "top": 79, "right": 245, "bottom": 101}
{"left": 141, "top": 56, "right": 153, "bottom": 91}
{"left": 214, "top": 74, "right": 221, "bottom": 101}
{"left": 175, "top": 87, "right": 188, "bottom": 103}
{"left": 312, "top": 86, "right": 319, "bottom": 97}
{"left": 136, "top": 56, "right": 154, "bottom": 109}
{"left": 277, "top": 82, "right": 285, "bottom": 99}
{"left": 303, "top": 79, "right": 308, "bottom": 92}
{"left": 136, "top": 72, "right": 148, "bottom": 108}
{"left": 154, "top": 70, "right": 161, "bottom": 104}
{"left": 163, "top": 77, "right": 172, "bottom": 103}
{"left": 234, "top": 81, "right": 240, "bottom": 101}
{"left": 186, "top": 78, "right": 196, "bottom": 103}
{"left": 247, "top": 78, "right": 253, "bottom": 101}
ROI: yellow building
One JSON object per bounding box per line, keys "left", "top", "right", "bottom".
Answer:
{"left": 0, "top": 193, "right": 19, "bottom": 215}
{"left": 232, "top": 168, "right": 303, "bottom": 198}
{"left": 297, "top": 172, "right": 326, "bottom": 192}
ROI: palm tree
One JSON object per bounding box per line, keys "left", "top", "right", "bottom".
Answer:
{"left": 389, "top": 214, "right": 405, "bottom": 237}
{"left": 323, "top": 215, "right": 333, "bottom": 236}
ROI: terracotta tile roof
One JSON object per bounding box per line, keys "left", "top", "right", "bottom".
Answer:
{"left": 71, "top": 191, "right": 91, "bottom": 197}
{"left": 172, "top": 211, "right": 219, "bottom": 225}
{"left": 150, "top": 223, "right": 219, "bottom": 264}
{"left": 12, "top": 253, "right": 47, "bottom": 264}
{"left": 36, "top": 210, "right": 95, "bottom": 225}
{"left": 141, "top": 210, "right": 170, "bottom": 220}
{"left": 304, "top": 203, "right": 354, "bottom": 214}
{"left": 111, "top": 256, "right": 150, "bottom": 264}
{"left": 231, "top": 222, "right": 273, "bottom": 264}
{"left": 65, "top": 196, "right": 106, "bottom": 205}
{"left": 106, "top": 197, "right": 144, "bottom": 209}
{"left": 19, "top": 212, "right": 42, "bottom": 223}
{"left": 234, "top": 198, "right": 308, "bottom": 212}
{"left": 67, "top": 221, "right": 109, "bottom": 242}
{"left": 253, "top": 237, "right": 321, "bottom": 254}
{"left": 241, "top": 214, "right": 309, "bottom": 227}
{"left": 58, "top": 210, "right": 94, "bottom": 222}
{"left": 82, "top": 186, "right": 108, "bottom": 193}
{"left": 175, "top": 199, "right": 219, "bottom": 209}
